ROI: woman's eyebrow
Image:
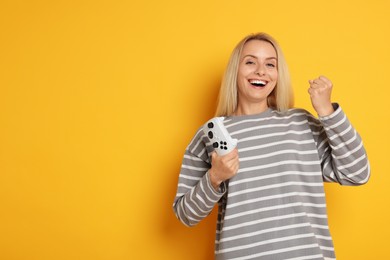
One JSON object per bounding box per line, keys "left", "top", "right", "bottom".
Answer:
{"left": 243, "top": 54, "right": 277, "bottom": 60}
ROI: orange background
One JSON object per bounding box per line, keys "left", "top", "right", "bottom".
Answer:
{"left": 0, "top": 0, "right": 389, "bottom": 259}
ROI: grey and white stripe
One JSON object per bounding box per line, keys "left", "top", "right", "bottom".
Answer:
{"left": 173, "top": 104, "right": 370, "bottom": 259}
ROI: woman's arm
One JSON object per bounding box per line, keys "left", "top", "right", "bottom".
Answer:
{"left": 172, "top": 130, "right": 227, "bottom": 227}
{"left": 307, "top": 75, "right": 370, "bottom": 185}
{"left": 309, "top": 104, "right": 370, "bottom": 185}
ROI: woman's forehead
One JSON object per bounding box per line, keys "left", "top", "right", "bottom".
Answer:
{"left": 241, "top": 40, "right": 277, "bottom": 58}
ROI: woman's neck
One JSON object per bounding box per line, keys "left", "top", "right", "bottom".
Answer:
{"left": 234, "top": 102, "right": 269, "bottom": 116}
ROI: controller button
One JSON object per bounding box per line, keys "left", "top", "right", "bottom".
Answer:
{"left": 208, "top": 131, "right": 213, "bottom": 139}
{"left": 208, "top": 122, "right": 214, "bottom": 128}
{"left": 223, "top": 142, "right": 227, "bottom": 145}
{"left": 213, "top": 142, "right": 219, "bottom": 148}
{"left": 223, "top": 147, "right": 228, "bottom": 150}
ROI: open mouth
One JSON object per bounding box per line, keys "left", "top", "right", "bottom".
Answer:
{"left": 249, "top": 79, "right": 267, "bottom": 87}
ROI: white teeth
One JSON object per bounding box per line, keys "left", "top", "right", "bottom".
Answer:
{"left": 249, "top": 80, "right": 267, "bottom": 86}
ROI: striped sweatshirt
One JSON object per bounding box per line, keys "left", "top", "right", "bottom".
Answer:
{"left": 173, "top": 104, "right": 370, "bottom": 260}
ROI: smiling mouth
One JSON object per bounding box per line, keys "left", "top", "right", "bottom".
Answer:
{"left": 249, "top": 79, "right": 267, "bottom": 87}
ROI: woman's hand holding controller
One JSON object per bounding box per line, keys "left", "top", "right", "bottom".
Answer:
{"left": 209, "top": 148, "right": 239, "bottom": 190}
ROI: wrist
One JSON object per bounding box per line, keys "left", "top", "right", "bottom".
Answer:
{"left": 316, "top": 104, "right": 334, "bottom": 117}
{"left": 208, "top": 169, "right": 222, "bottom": 191}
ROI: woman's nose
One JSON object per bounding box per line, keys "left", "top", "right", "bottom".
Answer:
{"left": 255, "top": 64, "right": 266, "bottom": 76}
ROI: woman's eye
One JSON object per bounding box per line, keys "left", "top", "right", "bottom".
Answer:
{"left": 245, "top": 60, "right": 255, "bottom": 65}
{"left": 266, "top": 63, "right": 276, "bottom": 68}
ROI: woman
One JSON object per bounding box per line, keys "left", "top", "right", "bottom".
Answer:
{"left": 173, "top": 32, "right": 370, "bottom": 260}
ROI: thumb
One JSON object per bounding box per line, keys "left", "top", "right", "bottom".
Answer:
{"left": 211, "top": 151, "right": 217, "bottom": 160}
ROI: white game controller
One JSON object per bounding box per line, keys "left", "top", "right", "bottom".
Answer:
{"left": 203, "top": 117, "right": 238, "bottom": 156}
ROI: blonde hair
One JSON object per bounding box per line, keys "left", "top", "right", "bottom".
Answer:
{"left": 215, "top": 32, "right": 294, "bottom": 116}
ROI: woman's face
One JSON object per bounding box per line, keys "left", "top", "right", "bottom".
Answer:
{"left": 237, "top": 40, "right": 278, "bottom": 109}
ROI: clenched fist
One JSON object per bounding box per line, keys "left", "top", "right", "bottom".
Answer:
{"left": 308, "top": 75, "right": 334, "bottom": 117}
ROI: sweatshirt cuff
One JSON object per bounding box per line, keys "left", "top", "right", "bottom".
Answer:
{"left": 318, "top": 103, "right": 343, "bottom": 125}
{"left": 205, "top": 171, "right": 227, "bottom": 198}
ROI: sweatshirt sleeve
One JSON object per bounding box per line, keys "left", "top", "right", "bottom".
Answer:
{"left": 309, "top": 103, "right": 371, "bottom": 185}
{"left": 173, "top": 128, "right": 226, "bottom": 227}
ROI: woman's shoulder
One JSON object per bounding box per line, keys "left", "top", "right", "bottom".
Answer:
{"left": 273, "top": 107, "right": 315, "bottom": 119}
{"left": 271, "top": 107, "right": 321, "bottom": 128}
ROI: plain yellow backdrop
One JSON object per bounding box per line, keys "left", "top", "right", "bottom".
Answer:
{"left": 0, "top": 0, "right": 389, "bottom": 259}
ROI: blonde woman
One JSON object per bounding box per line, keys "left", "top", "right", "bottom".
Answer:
{"left": 173, "top": 33, "right": 370, "bottom": 260}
